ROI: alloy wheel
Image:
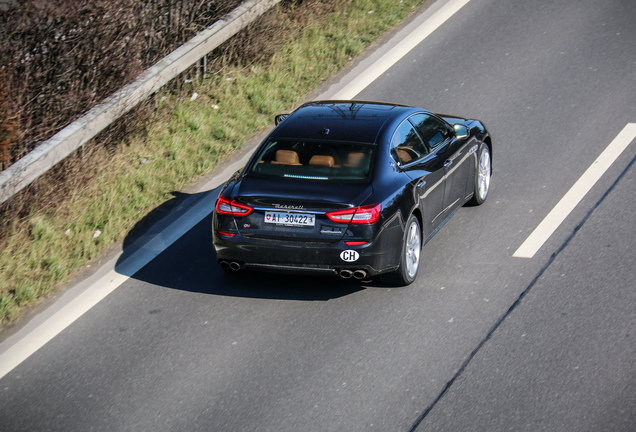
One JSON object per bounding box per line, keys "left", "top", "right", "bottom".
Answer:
{"left": 477, "top": 147, "right": 491, "bottom": 201}
{"left": 405, "top": 220, "right": 421, "bottom": 279}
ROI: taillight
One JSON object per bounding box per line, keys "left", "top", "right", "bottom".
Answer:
{"left": 326, "top": 204, "right": 381, "bottom": 224}
{"left": 215, "top": 196, "right": 253, "bottom": 216}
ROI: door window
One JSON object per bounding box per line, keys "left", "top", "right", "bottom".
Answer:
{"left": 391, "top": 121, "right": 428, "bottom": 165}
{"left": 410, "top": 114, "right": 452, "bottom": 149}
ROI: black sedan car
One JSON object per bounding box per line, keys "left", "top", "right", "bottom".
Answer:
{"left": 213, "top": 101, "right": 491, "bottom": 285}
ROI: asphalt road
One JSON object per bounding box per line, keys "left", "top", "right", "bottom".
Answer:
{"left": 1, "top": 0, "right": 635, "bottom": 430}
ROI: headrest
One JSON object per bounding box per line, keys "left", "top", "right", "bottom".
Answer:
{"left": 347, "top": 152, "right": 365, "bottom": 166}
{"left": 274, "top": 150, "right": 301, "bottom": 165}
{"left": 309, "top": 155, "right": 335, "bottom": 167}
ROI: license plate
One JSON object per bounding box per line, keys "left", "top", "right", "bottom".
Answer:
{"left": 264, "top": 211, "right": 315, "bottom": 227}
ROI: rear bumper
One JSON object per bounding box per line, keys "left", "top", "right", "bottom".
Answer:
{"left": 213, "top": 232, "right": 397, "bottom": 277}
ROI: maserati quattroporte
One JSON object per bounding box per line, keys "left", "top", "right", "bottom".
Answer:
{"left": 213, "top": 101, "right": 492, "bottom": 285}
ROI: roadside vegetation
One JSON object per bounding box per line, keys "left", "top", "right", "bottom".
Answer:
{"left": 0, "top": 0, "right": 426, "bottom": 325}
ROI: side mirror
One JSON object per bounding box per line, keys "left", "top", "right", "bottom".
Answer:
{"left": 453, "top": 124, "right": 469, "bottom": 139}
{"left": 274, "top": 114, "right": 290, "bottom": 125}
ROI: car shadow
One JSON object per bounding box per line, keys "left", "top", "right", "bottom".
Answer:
{"left": 115, "top": 188, "right": 368, "bottom": 301}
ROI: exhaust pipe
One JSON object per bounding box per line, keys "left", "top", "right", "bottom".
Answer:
{"left": 339, "top": 269, "right": 353, "bottom": 279}
{"left": 229, "top": 261, "right": 242, "bottom": 271}
{"left": 353, "top": 270, "right": 367, "bottom": 280}
{"left": 219, "top": 261, "right": 230, "bottom": 270}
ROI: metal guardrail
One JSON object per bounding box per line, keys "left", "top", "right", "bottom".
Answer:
{"left": 0, "top": 0, "right": 281, "bottom": 205}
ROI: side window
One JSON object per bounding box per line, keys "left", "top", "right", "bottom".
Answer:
{"left": 391, "top": 120, "right": 428, "bottom": 165}
{"left": 410, "top": 114, "right": 452, "bottom": 149}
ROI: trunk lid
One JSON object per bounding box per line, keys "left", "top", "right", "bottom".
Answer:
{"left": 231, "top": 176, "right": 373, "bottom": 242}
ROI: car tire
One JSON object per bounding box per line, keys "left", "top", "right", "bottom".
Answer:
{"left": 468, "top": 143, "right": 491, "bottom": 206}
{"left": 382, "top": 214, "right": 421, "bottom": 286}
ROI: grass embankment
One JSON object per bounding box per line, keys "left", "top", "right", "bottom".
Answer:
{"left": 0, "top": 0, "right": 426, "bottom": 324}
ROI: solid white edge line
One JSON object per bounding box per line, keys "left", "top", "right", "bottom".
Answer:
{"left": 0, "top": 273, "right": 129, "bottom": 380}
{"left": 513, "top": 123, "right": 636, "bottom": 259}
{"left": 331, "top": 0, "right": 471, "bottom": 100}
{"left": 0, "top": 0, "right": 470, "bottom": 379}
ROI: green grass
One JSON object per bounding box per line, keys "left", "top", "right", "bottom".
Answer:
{"left": 0, "top": 0, "right": 426, "bottom": 325}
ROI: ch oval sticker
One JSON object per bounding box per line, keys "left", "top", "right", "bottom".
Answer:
{"left": 340, "top": 250, "right": 360, "bottom": 262}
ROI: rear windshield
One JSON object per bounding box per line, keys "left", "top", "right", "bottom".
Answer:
{"left": 247, "top": 139, "right": 375, "bottom": 182}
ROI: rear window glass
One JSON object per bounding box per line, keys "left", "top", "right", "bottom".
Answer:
{"left": 247, "top": 139, "right": 375, "bottom": 182}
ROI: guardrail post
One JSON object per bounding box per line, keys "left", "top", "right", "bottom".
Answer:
{"left": 197, "top": 55, "right": 208, "bottom": 81}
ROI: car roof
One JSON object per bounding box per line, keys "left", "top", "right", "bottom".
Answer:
{"left": 271, "top": 101, "right": 419, "bottom": 144}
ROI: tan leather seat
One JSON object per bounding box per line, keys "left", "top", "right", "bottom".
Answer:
{"left": 346, "top": 152, "right": 365, "bottom": 167}
{"left": 272, "top": 150, "right": 301, "bottom": 165}
{"left": 396, "top": 147, "right": 413, "bottom": 164}
{"left": 309, "top": 155, "right": 335, "bottom": 167}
